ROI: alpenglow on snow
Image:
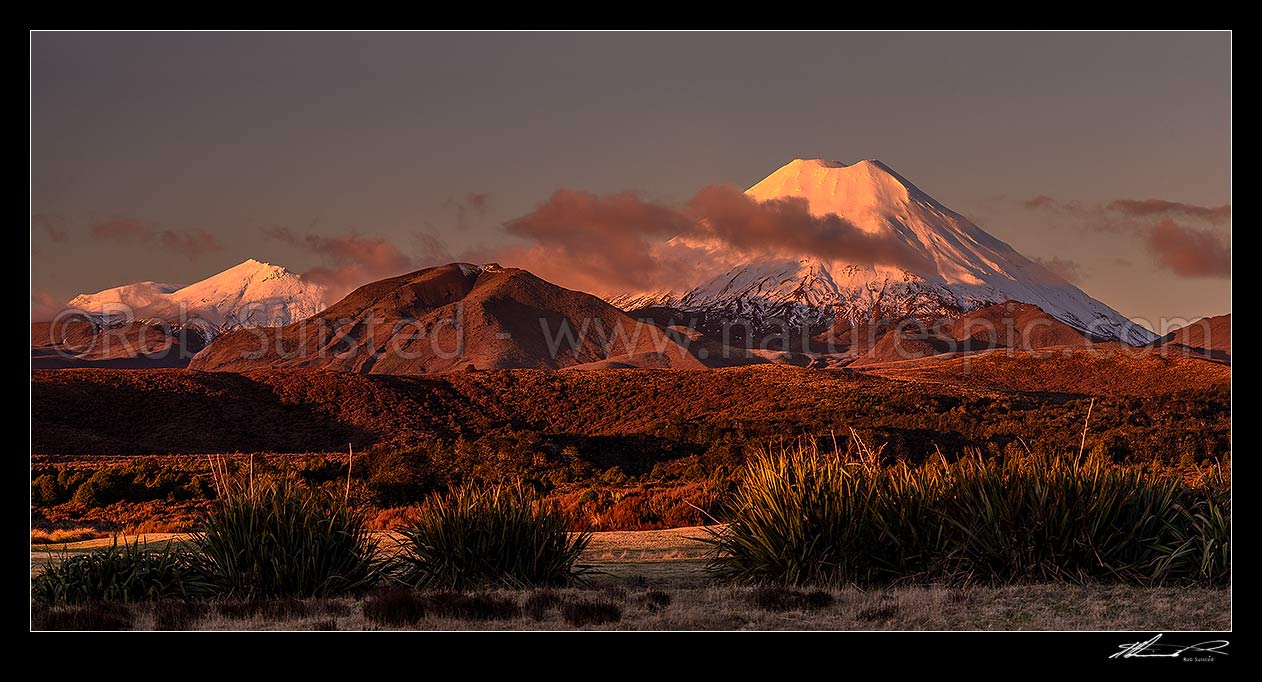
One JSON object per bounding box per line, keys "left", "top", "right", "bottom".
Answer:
{"left": 66, "top": 259, "right": 327, "bottom": 337}
{"left": 609, "top": 159, "right": 1155, "bottom": 345}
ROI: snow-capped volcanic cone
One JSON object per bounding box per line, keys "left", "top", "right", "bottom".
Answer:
{"left": 34, "top": 259, "right": 327, "bottom": 369}
{"left": 611, "top": 159, "right": 1155, "bottom": 346}
{"left": 67, "top": 258, "right": 327, "bottom": 338}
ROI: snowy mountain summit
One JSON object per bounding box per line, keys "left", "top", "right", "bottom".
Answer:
{"left": 67, "top": 259, "right": 327, "bottom": 337}
{"left": 611, "top": 158, "right": 1155, "bottom": 345}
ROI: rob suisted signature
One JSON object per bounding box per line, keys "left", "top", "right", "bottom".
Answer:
{"left": 1111, "top": 634, "right": 1229, "bottom": 660}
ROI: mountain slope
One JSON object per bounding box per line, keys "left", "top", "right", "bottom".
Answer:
{"left": 850, "top": 301, "right": 1101, "bottom": 366}
{"left": 189, "top": 263, "right": 709, "bottom": 374}
{"left": 31, "top": 318, "right": 205, "bottom": 369}
{"left": 1159, "top": 314, "right": 1230, "bottom": 353}
{"left": 611, "top": 159, "right": 1155, "bottom": 345}
{"left": 67, "top": 259, "right": 327, "bottom": 337}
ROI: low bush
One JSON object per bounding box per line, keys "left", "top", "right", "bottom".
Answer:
{"left": 633, "top": 590, "right": 672, "bottom": 612}
{"left": 32, "top": 602, "right": 134, "bottom": 631}
{"left": 425, "top": 592, "right": 521, "bottom": 620}
{"left": 31, "top": 526, "right": 101, "bottom": 545}
{"left": 31, "top": 539, "right": 196, "bottom": 605}
{"left": 710, "top": 439, "right": 1231, "bottom": 586}
{"left": 191, "top": 474, "right": 381, "bottom": 598}
{"left": 748, "top": 586, "right": 834, "bottom": 611}
{"left": 560, "top": 599, "right": 622, "bottom": 627}
{"left": 361, "top": 589, "right": 522, "bottom": 626}
{"left": 363, "top": 589, "right": 429, "bottom": 626}
{"left": 152, "top": 600, "right": 209, "bottom": 630}
{"left": 399, "top": 485, "right": 591, "bottom": 589}
{"left": 522, "top": 589, "right": 564, "bottom": 620}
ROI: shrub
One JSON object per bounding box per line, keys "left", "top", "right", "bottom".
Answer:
{"left": 633, "top": 590, "right": 672, "bottom": 612}
{"left": 32, "top": 474, "right": 62, "bottom": 505}
{"left": 560, "top": 599, "right": 622, "bottom": 627}
{"left": 748, "top": 586, "right": 833, "bottom": 612}
{"left": 523, "top": 589, "right": 564, "bottom": 620}
{"left": 804, "top": 590, "right": 835, "bottom": 609}
{"left": 31, "top": 538, "right": 195, "bottom": 605}
{"left": 361, "top": 589, "right": 521, "bottom": 626}
{"left": 31, "top": 526, "right": 101, "bottom": 545}
{"left": 425, "top": 592, "right": 521, "bottom": 620}
{"left": 71, "top": 468, "right": 136, "bottom": 506}
{"left": 360, "top": 446, "right": 440, "bottom": 506}
{"left": 709, "top": 438, "right": 1230, "bottom": 586}
{"left": 191, "top": 477, "right": 381, "bottom": 598}
{"left": 399, "top": 485, "right": 591, "bottom": 589}
{"left": 940, "top": 452, "right": 1189, "bottom": 583}
{"left": 1153, "top": 468, "right": 1231, "bottom": 584}
{"left": 32, "top": 602, "right": 134, "bottom": 631}
{"left": 363, "top": 589, "right": 428, "bottom": 626}
{"left": 707, "top": 442, "right": 899, "bottom": 585}
{"left": 213, "top": 597, "right": 313, "bottom": 620}
{"left": 152, "top": 600, "right": 209, "bottom": 630}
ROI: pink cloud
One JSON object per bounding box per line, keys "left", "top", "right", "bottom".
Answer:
{"left": 1032, "top": 256, "right": 1084, "bottom": 283}
{"left": 1023, "top": 195, "right": 1056, "bottom": 209}
{"left": 92, "top": 218, "right": 152, "bottom": 243}
{"left": 495, "top": 185, "right": 931, "bottom": 293}
{"left": 31, "top": 290, "right": 64, "bottom": 323}
{"left": 1023, "top": 195, "right": 1231, "bottom": 279}
{"left": 159, "top": 229, "right": 223, "bottom": 259}
{"left": 91, "top": 217, "right": 223, "bottom": 259}
{"left": 265, "top": 227, "right": 418, "bottom": 303}
{"left": 1107, "top": 199, "right": 1231, "bottom": 225}
{"left": 1145, "top": 219, "right": 1230, "bottom": 278}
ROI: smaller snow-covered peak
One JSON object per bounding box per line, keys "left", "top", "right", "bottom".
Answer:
{"left": 68, "top": 281, "right": 181, "bottom": 314}
{"left": 64, "top": 259, "right": 327, "bottom": 337}
{"left": 214, "top": 258, "right": 288, "bottom": 278}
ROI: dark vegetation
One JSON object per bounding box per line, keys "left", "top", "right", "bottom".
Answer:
{"left": 633, "top": 590, "right": 672, "bottom": 612}
{"left": 31, "top": 445, "right": 1230, "bottom": 630}
{"left": 559, "top": 599, "right": 623, "bottom": 627}
{"left": 152, "top": 600, "right": 210, "bottom": 630}
{"left": 31, "top": 538, "right": 194, "bottom": 604}
{"left": 190, "top": 471, "right": 381, "bottom": 598}
{"left": 747, "top": 586, "right": 836, "bottom": 612}
{"left": 33, "top": 379, "right": 1230, "bottom": 533}
{"left": 523, "top": 589, "right": 565, "bottom": 620}
{"left": 33, "top": 466, "right": 595, "bottom": 632}
{"left": 32, "top": 368, "right": 1229, "bottom": 468}
{"left": 32, "top": 601, "right": 135, "bottom": 631}
{"left": 397, "top": 485, "right": 591, "bottom": 589}
{"left": 29, "top": 365, "right": 1231, "bottom": 629}
{"left": 710, "top": 440, "right": 1230, "bottom": 586}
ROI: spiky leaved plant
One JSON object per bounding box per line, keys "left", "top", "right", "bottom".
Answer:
{"left": 708, "top": 432, "right": 1230, "bottom": 586}
{"left": 399, "top": 484, "right": 591, "bottom": 589}
{"left": 191, "top": 457, "right": 381, "bottom": 598}
{"left": 32, "top": 537, "right": 197, "bottom": 605}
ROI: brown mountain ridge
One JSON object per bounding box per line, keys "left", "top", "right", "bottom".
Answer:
{"left": 189, "top": 263, "right": 720, "bottom": 374}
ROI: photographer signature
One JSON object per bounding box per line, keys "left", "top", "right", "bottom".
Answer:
{"left": 1111, "top": 634, "right": 1229, "bottom": 660}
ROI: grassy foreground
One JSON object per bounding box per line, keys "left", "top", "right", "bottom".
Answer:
{"left": 31, "top": 528, "right": 1229, "bottom": 631}
{"left": 30, "top": 583, "right": 1230, "bottom": 631}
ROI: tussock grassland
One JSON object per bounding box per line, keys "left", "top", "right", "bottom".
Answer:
{"left": 31, "top": 584, "right": 1230, "bottom": 631}
{"left": 711, "top": 437, "right": 1229, "bottom": 586}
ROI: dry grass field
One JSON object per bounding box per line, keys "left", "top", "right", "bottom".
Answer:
{"left": 30, "top": 527, "right": 1230, "bottom": 631}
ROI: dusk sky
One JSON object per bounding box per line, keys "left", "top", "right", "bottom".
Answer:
{"left": 31, "top": 31, "right": 1230, "bottom": 327}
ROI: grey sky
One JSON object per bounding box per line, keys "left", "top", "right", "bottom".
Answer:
{"left": 31, "top": 31, "right": 1230, "bottom": 325}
